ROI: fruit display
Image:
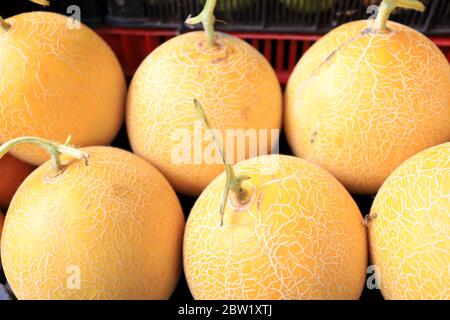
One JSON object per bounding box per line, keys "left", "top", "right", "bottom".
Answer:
{"left": 285, "top": 0, "right": 450, "bottom": 195}
{"left": 0, "top": 11, "right": 126, "bottom": 165}
{"left": 368, "top": 142, "right": 449, "bottom": 300}
{"left": 127, "top": 0, "right": 282, "bottom": 196}
{"left": 0, "top": 154, "right": 34, "bottom": 210}
{"left": 0, "top": 0, "right": 448, "bottom": 303}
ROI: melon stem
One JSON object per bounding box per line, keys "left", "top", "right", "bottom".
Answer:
{"left": 193, "top": 99, "right": 251, "bottom": 227}
{"left": 185, "top": 0, "right": 218, "bottom": 48}
{"left": 373, "top": 0, "right": 425, "bottom": 33}
{"left": 0, "top": 136, "right": 89, "bottom": 172}
{"left": 29, "top": 0, "right": 50, "bottom": 6}
{"left": 0, "top": 16, "right": 11, "bottom": 31}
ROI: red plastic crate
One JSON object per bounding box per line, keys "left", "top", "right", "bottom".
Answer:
{"left": 96, "top": 27, "right": 450, "bottom": 84}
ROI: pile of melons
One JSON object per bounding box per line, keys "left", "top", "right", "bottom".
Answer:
{"left": 0, "top": 0, "right": 448, "bottom": 300}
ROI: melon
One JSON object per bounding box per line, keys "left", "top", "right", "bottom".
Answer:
{"left": 184, "top": 154, "right": 368, "bottom": 299}
{"left": 285, "top": 0, "right": 450, "bottom": 194}
{"left": 1, "top": 138, "right": 185, "bottom": 299}
{"left": 368, "top": 142, "right": 449, "bottom": 300}
{"left": 126, "top": 0, "right": 282, "bottom": 196}
{"left": 183, "top": 100, "right": 367, "bottom": 300}
{"left": 0, "top": 11, "right": 126, "bottom": 165}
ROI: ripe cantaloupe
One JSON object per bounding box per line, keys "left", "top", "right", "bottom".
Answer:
{"left": 127, "top": 0, "right": 282, "bottom": 196}
{"left": 285, "top": 0, "right": 450, "bottom": 194}
{"left": 184, "top": 154, "right": 368, "bottom": 299}
{"left": 368, "top": 142, "right": 449, "bottom": 300}
{"left": 183, "top": 100, "right": 367, "bottom": 300}
{"left": 0, "top": 11, "right": 126, "bottom": 165}
{"left": 0, "top": 154, "right": 34, "bottom": 210}
{"left": 1, "top": 140, "right": 185, "bottom": 299}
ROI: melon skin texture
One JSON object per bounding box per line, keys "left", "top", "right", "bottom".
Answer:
{"left": 184, "top": 155, "right": 367, "bottom": 300}
{"left": 285, "top": 20, "right": 450, "bottom": 194}
{"left": 1, "top": 146, "right": 185, "bottom": 300}
{"left": 369, "top": 142, "right": 450, "bottom": 300}
{"left": 0, "top": 12, "right": 126, "bottom": 165}
{"left": 127, "top": 31, "right": 282, "bottom": 196}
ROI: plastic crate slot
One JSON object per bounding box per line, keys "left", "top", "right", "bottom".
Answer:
{"left": 334, "top": 0, "right": 347, "bottom": 26}
{"left": 288, "top": 40, "right": 298, "bottom": 70}
{"left": 250, "top": 38, "right": 258, "bottom": 50}
{"left": 144, "top": 34, "right": 160, "bottom": 53}
{"left": 263, "top": 39, "right": 272, "bottom": 62}
{"left": 435, "top": 0, "right": 450, "bottom": 27}
{"left": 276, "top": 40, "right": 285, "bottom": 71}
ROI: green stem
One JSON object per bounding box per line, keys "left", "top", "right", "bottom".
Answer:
{"left": 0, "top": 136, "right": 89, "bottom": 172}
{"left": 0, "top": 16, "right": 11, "bottom": 31}
{"left": 29, "top": 0, "right": 50, "bottom": 6}
{"left": 194, "top": 99, "right": 250, "bottom": 227}
{"left": 185, "top": 0, "right": 218, "bottom": 47}
{"left": 373, "top": 0, "right": 425, "bottom": 33}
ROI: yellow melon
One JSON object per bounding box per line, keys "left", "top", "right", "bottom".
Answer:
{"left": 368, "top": 142, "right": 449, "bottom": 300}
{"left": 126, "top": 30, "right": 282, "bottom": 196}
{"left": 184, "top": 154, "right": 368, "bottom": 299}
{"left": 1, "top": 142, "right": 185, "bottom": 299}
{"left": 285, "top": 0, "right": 450, "bottom": 194}
{"left": 0, "top": 12, "right": 126, "bottom": 165}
